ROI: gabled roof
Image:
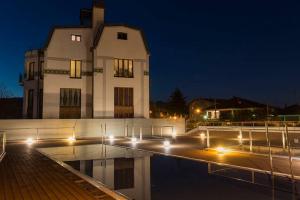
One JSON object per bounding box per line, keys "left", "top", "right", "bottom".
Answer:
{"left": 93, "top": 23, "right": 150, "bottom": 55}
{"left": 43, "top": 25, "right": 91, "bottom": 50}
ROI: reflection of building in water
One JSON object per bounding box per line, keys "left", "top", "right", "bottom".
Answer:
{"left": 40, "top": 144, "right": 151, "bottom": 200}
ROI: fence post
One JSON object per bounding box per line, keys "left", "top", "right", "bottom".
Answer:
{"left": 285, "top": 123, "right": 295, "bottom": 188}
{"left": 282, "top": 131, "right": 286, "bottom": 150}
{"left": 265, "top": 122, "right": 274, "bottom": 179}
{"left": 132, "top": 126, "right": 135, "bottom": 138}
{"left": 139, "top": 127, "right": 143, "bottom": 141}
{"left": 206, "top": 129, "right": 210, "bottom": 148}
{"left": 151, "top": 125, "right": 154, "bottom": 137}
{"left": 249, "top": 131, "right": 253, "bottom": 152}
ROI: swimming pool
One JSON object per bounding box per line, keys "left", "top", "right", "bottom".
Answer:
{"left": 38, "top": 144, "right": 297, "bottom": 200}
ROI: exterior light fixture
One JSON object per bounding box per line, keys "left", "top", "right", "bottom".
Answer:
{"left": 109, "top": 135, "right": 115, "bottom": 141}
{"left": 68, "top": 136, "right": 76, "bottom": 142}
{"left": 216, "top": 146, "right": 229, "bottom": 154}
{"left": 237, "top": 135, "right": 243, "bottom": 140}
{"left": 131, "top": 137, "right": 137, "bottom": 143}
{"left": 163, "top": 140, "right": 171, "bottom": 148}
{"left": 203, "top": 115, "right": 208, "bottom": 120}
{"left": 26, "top": 138, "right": 34, "bottom": 145}
{"left": 200, "top": 132, "right": 206, "bottom": 139}
{"left": 195, "top": 108, "right": 201, "bottom": 114}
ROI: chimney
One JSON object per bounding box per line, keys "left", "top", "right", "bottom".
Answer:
{"left": 93, "top": 0, "right": 105, "bottom": 32}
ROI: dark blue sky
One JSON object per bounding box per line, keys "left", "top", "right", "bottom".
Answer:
{"left": 1, "top": 0, "right": 300, "bottom": 106}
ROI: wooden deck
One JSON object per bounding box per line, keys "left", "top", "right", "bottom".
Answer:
{"left": 0, "top": 143, "right": 116, "bottom": 200}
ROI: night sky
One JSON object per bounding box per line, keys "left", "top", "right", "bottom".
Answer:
{"left": 1, "top": 0, "right": 300, "bottom": 107}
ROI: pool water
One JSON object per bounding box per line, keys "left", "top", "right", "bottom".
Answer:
{"left": 39, "top": 144, "right": 297, "bottom": 200}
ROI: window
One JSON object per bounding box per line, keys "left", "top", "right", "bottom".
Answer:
{"left": 59, "top": 88, "right": 81, "bottom": 119}
{"left": 114, "top": 87, "right": 134, "bottom": 118}
{"left": 117, "top": 32, "right": 128, "bottom": 40}
{"left": 70, "top": 60, "right": 82, "bottom": 78}
{"left": 114, "top": 59, "right": 133, "bottom": 78}
{"left": 60, "top": 88, "right": 81, "bottom": 107}
{"left": 71, "top": 34, "right": 81, "bottom": 42}
{"left": 28, "top": 62, "right": 35, "bottom": 80}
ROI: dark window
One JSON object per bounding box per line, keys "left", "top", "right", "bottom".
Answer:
{"left": 114, "top": 158, "right": 134, "bottom": 190}
{"left": 28, "top": 62, "right": 35, "bottom": 80}
{"left": 114, "top": 59, "right": 133, "bottom": 78}
{"left": 60, "top": 89, "right": 81, "bottom": 107}
{"left": 117, "top": 32, "right": 128, "bottom": 40}
{"left": 59, "top": 88, "right": 81, "bottom": 119}
{"left": 114, "top": 87, "right": 134, "bottom": 118}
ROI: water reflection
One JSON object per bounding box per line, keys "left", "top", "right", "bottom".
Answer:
{"left": 39, "top": 144, "right": 152, "bottom": 200}
{"left": 39, "top": 144, "right": 297, "bottom": 200}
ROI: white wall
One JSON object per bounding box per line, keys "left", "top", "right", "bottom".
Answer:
{"left": 0, "top": 118, "right": 186, "bottom": 141}
{"left": 94, "top": 26, "right": 149, "bottom": 118}
{"left": 43, "top": 28, "right": 93, "bottom": 118}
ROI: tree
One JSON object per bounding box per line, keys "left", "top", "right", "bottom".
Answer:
{"left": 0, "top": 84, "right": 14, "bottom": 99}
{"left": 167, "top": 88, "right": 187, "bottom": 116}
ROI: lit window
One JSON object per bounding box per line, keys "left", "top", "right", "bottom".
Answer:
{"left": 71, "top": 34, "right": 81, "bottom": 42}
{"left": 117, "top": 32, "right": 128, "bottom": 40}
{"left": 114, "top": 59, "right": 134, "bottom": 78}
{"left": 70, "top": 60, "right": 82, "bottom": 78}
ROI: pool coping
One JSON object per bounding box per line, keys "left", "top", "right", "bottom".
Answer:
{"left": 36, "top": 148, "right": 130, "bottom": 200}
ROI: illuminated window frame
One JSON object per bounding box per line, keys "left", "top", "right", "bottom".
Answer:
{"left": 71, "top": 34, "right": 81, "bottom": 42}
{"left": 70, "top": 60, "right": 82, "bottom": 79}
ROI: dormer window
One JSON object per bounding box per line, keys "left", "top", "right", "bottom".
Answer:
{"left": 117, "top": 32, "right": 128, "bottom": 40}
{"left": 71, "top": 34, "right": 81, "bottom": 42}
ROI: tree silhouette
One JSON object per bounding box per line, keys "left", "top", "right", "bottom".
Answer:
{"left": 167, "top": 88, "right": 187, "bottom": 116}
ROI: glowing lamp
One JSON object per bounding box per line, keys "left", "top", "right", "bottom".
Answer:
{"left": 26, "top": 138, "right": 34, "bottom": 145}
{"left": 68, "top": 136, "right": 76, "bottom": 142}
{"left": 131, "top": 137, "right": 137, "bottom": 143}
{"left": 163, "top": 140, "right": 171, "bottom": 148}
{"left": 200, "top": 133, "right": 206, "bottom": 139}
{"left": 216, "top": 146, "right": 229, "bottom": 154}
{"left": 109, "top": 135, "right": 115, "bottom": 141}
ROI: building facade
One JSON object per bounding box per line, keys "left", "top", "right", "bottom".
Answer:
{"left": 20, "top": 1, "right": 150, "bottom": 119}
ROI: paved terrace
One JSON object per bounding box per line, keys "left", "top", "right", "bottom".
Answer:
{"left": 0, "top": 141, "right": 122, "bottom": 200}
{"left": 110, "top": 135, "right": 300, "bottom": 179}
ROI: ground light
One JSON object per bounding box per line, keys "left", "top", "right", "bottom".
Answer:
{"left": 109, "top": 135, "right": 115, "bottom": 141}
{"left": 26, "top": 138, "right": 34, "bottom": 145}
{"left": 163, "top": 140, "right": 171, "bottom": 148}
{"left": 131, "top": 137, "right": 137, "bottom": 143}
{"left": 216, "top": 146, "right": 230, "bottom": 154}
{"left": 68, "top": 136, "right": 76, "bottom": 142}
{"left": 200, "top": 132, "right": 206, "bottom": 139}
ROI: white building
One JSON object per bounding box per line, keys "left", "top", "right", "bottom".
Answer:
{"left": 21, "top": 1, "right": 150, "bottom": 119}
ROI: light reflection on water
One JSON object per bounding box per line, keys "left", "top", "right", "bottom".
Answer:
{"left": 39, "top": 144, "right": 297, "bottom": 200}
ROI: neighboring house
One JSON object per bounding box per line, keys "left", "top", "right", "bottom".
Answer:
{"left": 189, "top": 97, "right": 278, "bottom": 121}
{"left": 278, "top": 104, "right": 300, "bottom": 121}
{"left": 0, "top": 98, "right": 23, "bottom": 119}
{"left": 20, "top": 1, "right": 150, "bottom": 119}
